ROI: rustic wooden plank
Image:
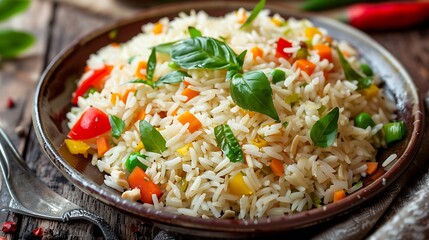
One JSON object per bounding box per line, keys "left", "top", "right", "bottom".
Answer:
{"left": 0, "top": 0, "right": 53, "bottom": 237}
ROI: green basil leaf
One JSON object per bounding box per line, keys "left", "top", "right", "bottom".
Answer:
{"left": 154, "top": 70, "right": 190, "bottom": 87}
{"left": 230, "top": 70, "right": 280, "bottom": 121}
{"left": 139, "top": 120, "right": 167, "bottom": 154}
{"left": 236, "top": 50, "right": 247, "bottom": 72}
{"left": 310, "top": 107, "right": 339, "bottom": 148}
{"left": 151, "top": 41, "right": 177, "bottom": 54}
{"left": 272, "top": 69, "right": 286, "bottom": 83}
{"left": 240, "top": 0, "right": 266, "bottom": 30}
{"left": 336, "top": 47, "right": 371, "bottom": 90}
{"left": 188, "top": 26, "right": 202, "bottom": 38}
{"left": 147, "top": 48, "right": 157, "bottom": 81}
{"left": 171, "top": 37, "right": 240, "bottom": 70}
{"left": 128, "top": 79, "right": 155, "bottom": 88}
{"left": 0, "top": 29, "right": 35, "bottom": 58}
{"left": 0, "top": 0, "right": 30, "bottom": 22}
{"left": 214, "top": 124, "right": 244, "bottom": 163}
{"left": 109, "top": 115, "right": 125, "bottom": 139}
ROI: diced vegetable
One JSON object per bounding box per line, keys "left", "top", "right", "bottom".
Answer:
{"left": 72, "top": 65, "right": 113, "bottom": 105}
{"left": 125, "top": 152, "right": 148, "bottom": 172}
{"left": 68, "top": 107, "right": 111, "bottom": 140}
{"left": 295, "top": 48, "right": 308, "bottom": 59}
{"left": 383, "top": 121, "right": 406, "bottom": 144}
{"left": 276, "top": 38, "right": 293, "bottom": 59}
{"left": 304, "top": 27, "right": 321, "bottom": 39}
{"left": 121, "top": 89, "right": 135, "bottom": 103}
{"left": 109, "top": 115, "right": 125, "bottom": 139}
{"left": 366, "top": 162, "right": 378, "bottom": 175}
{"left": 65, "top": 139, "right": 90, "bottom": 157}
{"left": 360, "top": 63, "right": 373, "bottom": 76}
{"left": 177, "top": 111, "right": 202, "bottom": 133}
{"left": 135, "top": 61, "right": 147, "bottom": 79}
{"left": 181, "top": 87, "right": 200, "bottom": 102}
{"left": 251, "top": 135, "right": 268, "bottom": 148}
{"left": 135, "top": 109, "right": 146, "bottom": 122}
{"left": 176, "top": 143, "right": 193, "bottom": 156}
{"left": 361, "top": 84, "right": 379, "bottom": 98}
{"left": 354, "top": 112, "right": 375, "bottom": 129}
{"left": 313, "top": 44, "right": 332, "bottom": 62}
{"left": 282, "top": 121, "right": 289, "bottom": 128}
{"left": 270, "top": 159, "right": 284, "bottom": 177}
{"left": 96, "top": 136, "right": 110, "bottom": 157}
{"left": 110, "top": 93, "right": 121, "bottom": 105}
{"left": 128, "top": 166, "right": 162, "bottom": 204}
{"left": 251, "top": 46, "right": 264, "bottom": 60}
{"left": 271, "top": 17, "right": 282, "bottom": 26}
{"left": 152, "top": 22, "right": 163, "bottom": 35}
{"left": 333, "top": 190, "right": 346, "bottom": 202}
{"left": 139, "top": 120, "right": 167, "bottom": 154}
{"left": 296, "top": 59, "right": 316, "bottom": 75}
{"left": 311, "top": 193, "right": 322, "bottom": 208}
{"left": 229, "top": 172, "right": 253, "bottom": 195}
{"left": 134, "top": 141, "right": 144, "bottom": 152}
{"left": 272, "top": 69, "right": 286, "bottom": 83}
{"left": 310, "top": 107, "right": 339, "bottom": 148}
{"left": 284, "top": 93, "right": 300, "bottom": 105}
{"left": 180, "top": 178, "right": 188, "bottom": 192}
{"left": 214, "top": 124, "right": 244, "bottom": 163}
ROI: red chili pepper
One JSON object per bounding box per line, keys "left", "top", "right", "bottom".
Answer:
{"left": 345, "top": 2, "right": 429, "bottom": 31}
{"left": 275, "top": 38, "right": 293, "bottom": 59}
{"left": 32, "top": 227, "right": 44, "bottom": 237}
{"left": 1, "top": 221, "right": 17, "bottom": 234}
{"left": 72, "top": 65, "right": 113, "bottom": 105}
{"left": 68, "top": 107, "right": 111, "bottom": 140}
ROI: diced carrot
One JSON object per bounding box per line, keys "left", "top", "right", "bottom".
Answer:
{"left": 121, "top": 89, "right": 135, "bottom": 103}
{"left": 158, "top": 111, "right": 167, "bottom": 118}
{"left": 183, "top": 80, "right": 191, "bottom": 87}
{"left": 110, "top": 93, "right": 121, "bottom": 105}
{"left": 313, "top": 44, "right": 332, "bottom": 62}
{"left": 84, "top": 66, "right": 91, "bottom": 73}
{"left": 251, "top": 46, "right": 264, "bottom": 60}
{"left": 135, "top": 61, "right": 147, "bottom": 79}
{"left": 96, "top": 136, "right": 110, "bottom": 157}
{"left": 236, "top": 10, "right": 247, "bottom": 24}
{"left": 110, "top": 43, "right": 120, "bottom": 48}
{"left": 305, "top": 27, "right": 321, "bottom": 39}
{"left": 270, "top": 159, "right": 284, "bottom": 177}
{"left": 333, "top": 190, "right": 346, "bottom": 202}
{"left": 323, "top": 70, "right": 329, "bottom": 80}
{"left": 366, "top": 162, "right": 378, "bottom": 175}
{"left": 325, "top": 36, "right": 333, "bottom": 45}
{"left": 152, "top": 22, "right": 163, "bottom": 35}
{"left": 170, "top": 107, "right": 179, "bottom": 116}
{"left": 181, "top": 87, "right": 200, "bottom": 102}
{"left": 135, "top": 109, "right": 146, "bottom": 121}
{"left": 128, "top": 166, "right": 162, "bottom": 204}
{"left": 177, "top": 111, "right": 202, "bottom": 133}
{"left": 296, "top": 59, "right": 316, "bottom": 75}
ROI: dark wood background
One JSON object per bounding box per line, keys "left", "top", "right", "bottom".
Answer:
{"left": 0, "top": 0, "right": 428, "bottom": 239}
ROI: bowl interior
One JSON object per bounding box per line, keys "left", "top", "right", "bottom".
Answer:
{"left": 33, "top": 1, "right": 423, "bottom": 235}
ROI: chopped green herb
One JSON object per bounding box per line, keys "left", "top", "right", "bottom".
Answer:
{"left": 272, "top": 69, "right": 286, "bottom": 84}
{"left": 168, "top": 61, "right": 180, "bottom": 69}
{"left": 310, "top": 107, "right": 339, "bottom": 148}
{"left": 336, "top": 47, "right": 371, "bottom": 90}
{"left": 109, "top": 115, "right": 125, "bottom": 139}
{"left": 214, "top": 124, "right": 244, "bottom": 163}
{"left": 311, "top": 193, "right": 322, "bottom": 208}
{"left": 146, "top": 48, "right": 157, "bottom": 81}
{"left": 139, "top": 120, "right": 167, "bottom": 154}
{"left": 240, "top": 0, "right": 266, "bottom": 29}
{"left": 360, "top": 63, "right": 373, "bottom": 76}
{"left": 282, "top": 121, "right": 289, "bottom": 128}
{"left": 154, "top": 70, "right": 190, "bottom": 87}
{"left": 128, "top": 56, "right": 137, "bottom": 64}
{"left": 284, "top": 93, "right": 300, "bottom": 104}
{"left": 318, "top": 105, "right": 326, "bottom": 115}
{"left": 188, "top": 26, "right": 202, "bottom": 38}
{"left": 151, "top": 41, "right": 177, "bottom": 54}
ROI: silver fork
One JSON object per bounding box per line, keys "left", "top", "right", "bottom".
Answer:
{"left": 0, "top": 127, "right": 119, "bottom": 240}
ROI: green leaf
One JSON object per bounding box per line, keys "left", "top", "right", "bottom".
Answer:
{"left": 128, "top": 79, "right": 155, "bottom": 88}
{"left": 272, "top": 69, "right": 286, "bottom": 84}
{"left": 236, "top": 50, "right": 247, "bottom": 71}
{"left": 336, "top": 47, "right": 371, "bottom": 90}
{"left": 151, "top": 41, "right": 177, "bottom": 54}
{"left": 125, "top": 152, "right": 148, "bottom": 172}
{"left": 154, "top": 70, "right": 190, "bottom": 87}
{"left": 188, "top": 26, "right": 202, "bottom": 38}
{"left": 139, "top": 120, "right": 167, "bottom": 154}
{"left": 171, "top": 37, "right": 240, "bottom": 70}
{"left": 109, "top": 115, "right": 125, "bottom": 139}
{"left": 240, "top": 0, "right": 266, "bottom": 30}
{"left": 147, "top": 48, "right": 157, "bottom": 81}
{"left": 230, "top": 70, "right": 279, "bottom": 121}
{"left": 0, "top": 29, "right": 35, "bottom": 58}
{"left": 360, "top": 63, "right": 373, "bottom": 76}
{"left": 310, "top": 107, "right": 339, "bottom": 148}
{"left": 0, "top": 0, "right": 30, "bottom": 22}
{"left": 214, "top": 124, "right": 244, "bottom": 163}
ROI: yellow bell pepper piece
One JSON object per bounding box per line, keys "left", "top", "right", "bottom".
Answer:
{"left": 229, "top": 172, "right": 253, "bottom": 196}
{"left": 251, "top": 135, "right": 268, "bottom": 148}
{"left": 361, "top": 84, "right": 379, "bottom": 98}
{"left": 65, "top": 139, "right": 90, "bottom": 157}
{"left": 176, "top": 143, "right": 193, "bottom": 156}
{"left": 271, "top": 18, "right": 282, "bottom": 27}
{"left": 305, "top": 27, "right": 321, "bottom": 39}
{"left": 134, "top": 141, "right": 144, "bottom": 152}
{"left": 284, "top": 93, "right": 300, "bottom": 105}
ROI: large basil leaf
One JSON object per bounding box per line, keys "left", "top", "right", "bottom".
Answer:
{"left": 171, "top": 37, "right": 240, "bottom": 70}
{"left": 146, "top": 48, "right": 157, "bottom": 81}
{"left": 336, "top": 48, "right": 371, "bottom": 90}
{"left": 0, "top": 29, "right": 35, "bottom": 58}
{"left": 310, "top": 107, "right": 339, "bottom": 148}
{"left": 240, "top": 0, "right": 266, "bottom": 29}
{"left": 154, "top": 70, "right": 190, "bottom": 87}
{"left": 230, "top": 70, "right": 279, "bottom": 121}
{"left": 0, "top": 0, "right": 30, "bottom": 22}
{"left": 109, "top": 115, "right": 125, "bottom": 139}
{"left": 214, "top": 124, "right": 244, "bottom": 163}
{"left": 139, "top": 120, "right": 167, "bottom": 154}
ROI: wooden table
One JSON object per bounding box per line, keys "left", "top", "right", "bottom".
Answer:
{"left": 0, "top": 0, "right": 428, "bottom": 239}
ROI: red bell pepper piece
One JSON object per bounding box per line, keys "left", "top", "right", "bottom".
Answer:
{"left": 68, "top": 107, "right": 111, "bottom": 140}
{"left": 72, "top": 65, "right": 113, "bottom": 105}
{"left": 128, "top": 166, "right": 162, "bottom": 204}
{"left": 276, "top": 38, "right": 293, "bottom": 59}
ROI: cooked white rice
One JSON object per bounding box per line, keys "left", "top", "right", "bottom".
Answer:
{"left": 66, "top": 8, "right": 398, "bottom": 219}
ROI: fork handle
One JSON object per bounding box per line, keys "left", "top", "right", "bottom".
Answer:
{"left": 63, "top": 209, "right": 119, "bottom": 240}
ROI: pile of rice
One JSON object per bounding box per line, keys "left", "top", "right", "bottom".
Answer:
{"left": 67, "top": 8, "right": 397, "bottom": 219}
